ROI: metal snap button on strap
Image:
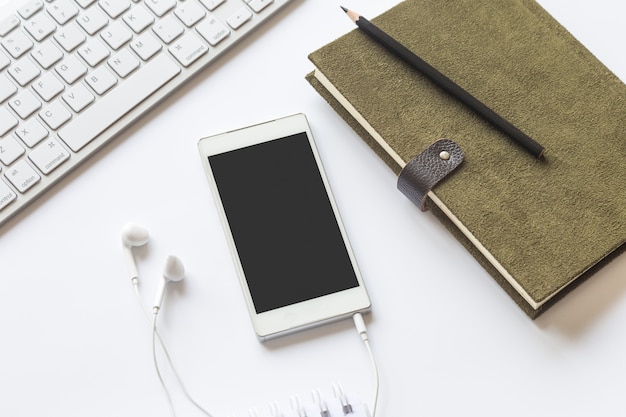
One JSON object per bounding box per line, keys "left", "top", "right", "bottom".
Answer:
{"left": 397, "top": 138, "right": 464, "bottom": 211}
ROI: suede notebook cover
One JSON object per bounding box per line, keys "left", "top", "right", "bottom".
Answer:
{"left": 306, "top": 0, "right": 626, "bottom": 318}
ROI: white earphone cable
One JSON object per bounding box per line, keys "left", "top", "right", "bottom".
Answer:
{"left": 133, "top": 280, "right": 216, "bottom": 417}
{"left": 152, "top": 310, "right": 177, "bottom": 417}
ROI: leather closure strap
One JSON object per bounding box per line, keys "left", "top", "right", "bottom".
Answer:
{"left": 397, "top": 139, "right": 464, "bottom": 211}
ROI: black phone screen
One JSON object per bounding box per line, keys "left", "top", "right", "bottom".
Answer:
{"left": 208, "top": 132, "right": 359, "bottom": 314}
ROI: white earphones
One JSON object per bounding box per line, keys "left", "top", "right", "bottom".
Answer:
{"left": 122, "top": 222, "right": 150, "bottom": 282}
{"left": 121, "top": 223, "right": 185, "bottom": 312}
{"left": 153, "top": 255, "right": 185, "bottom": 312}
{"left": 121, "top": 223, "right": 213, "bottom": 417}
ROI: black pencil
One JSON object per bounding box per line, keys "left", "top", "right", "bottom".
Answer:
{"left": 341, "top": 7, "right": 545, "bottom": 159}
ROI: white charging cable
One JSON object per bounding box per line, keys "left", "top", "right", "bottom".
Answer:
{"left": 353, "top": 312, "right": 379, "bottom": 417}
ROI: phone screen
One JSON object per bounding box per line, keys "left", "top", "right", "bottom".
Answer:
{"left": 208, "top": 132, "right": 359, "bottom": 314}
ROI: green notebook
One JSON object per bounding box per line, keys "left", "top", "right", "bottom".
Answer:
{"left": 306, "top": 0, "right": 626, "bottom": 318}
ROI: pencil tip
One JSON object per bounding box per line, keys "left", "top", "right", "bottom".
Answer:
{"left": 341, "top": 7, "right": 360, "bottom": 23}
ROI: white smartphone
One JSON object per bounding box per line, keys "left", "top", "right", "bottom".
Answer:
{"left": 198, "top": 113, "right": 371, "bottom": 341}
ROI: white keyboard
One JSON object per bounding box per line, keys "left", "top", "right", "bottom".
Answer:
{"left": 0, "top": 0, "right": 293, "bottom": 227}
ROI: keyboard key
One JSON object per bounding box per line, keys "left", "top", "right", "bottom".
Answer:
{"left": 39, "top": 100, "right": 72, "bottom": 130}
{"left": 100, "top": 21, "right": 133, "bottom": 50}
{"left": 75, "top": 0, "right": 98, "bottom": 8}
{"left": 226, "top": 8, "right": 252, "bottom": 30}
{"left": 24, "top": 13, "right": 57, "bottom": 41}
{"left": 78, "top": 39, "right": 110, "bottom": 66}
{"left": 99, "top": 0, "right": 131, "bottom": 19}
{"left": 153, "top": 15, "right": 184, "bottom": 44}
{"left": 9, "top": 89, "right": 42, "bottom": 118}
{"left": 169, "top": 31, "right": 208, "bottom": 67}
{"left": 0, "top": 51, "right": 10, "bottom": 71}
{"left": 55, "top": 55, "right": 88, "bottom": 84}
{"left": 0, "top": 15, "right": 20, "bottom": 37}
{"left": 0, "top": 179, "right": 17, "bottom": 211}
{"left": 77, "top": 7, "right": 109, "bottom": 35}
{"left": 1, "top": 30, "right": 34, "bottom": 59}
{"left": 16, "top": 118, "right": 49, "bottom": 147}
{"left": 130, "top": 32, "right": 162, "bottom": 60}
{"left": 86, "top": 66, "right": 118, "bottom": 95}
{"left": 0, "top": 135, "right": 25, "bottom": 166}
{"left": 175, "top": 1, "right": 206, "bottom": 27}
{"left": 31, "top": 40, "right": 64, "bottom": 69}
{"left": 123, "top": 5, "right": 154, "bottom": 33}
{"left": 196, "top": 15, "right": 230, "bottom": 46}
{"left": 108, "top": 48, "right": 140, "bottom": 77}
{"left": 145, "top": 0, "right": 176, "bottom": 17}
{"left": 0, "top": 107, "right": 18, "bottom": 136}
{"left": 248, "top": 0, "right": 273, "bottom": 13}
{"left": 28, "top": 138, "right": 70, "bottom": 174}
{"left": 47, "top": 0, "right": 79, "bottom": 25}
{"left": 58, "top": 54, "right": 180, "bottom": 152}
{"left": 8, "top": 57, "right": 41, "bottom": 86}
{"left": 32, "top": 72, "right": 65, "bottom": 102}
{"left": 4, "top": 159, "right": 40, "bottom": 193}
{"left": 62, "top": 83, "right": 95, "bottom": 112}
{"left": 18, "top": 1, "right": 44, "bottom": 19}
{"left": 54, "top": 23, "right": 86, "bottom": 52}
{"left": 199, "top": 0, "right": 225, "bottom": 11}
{"left": 0, "top": 75, "right": 17, "bottom": 103}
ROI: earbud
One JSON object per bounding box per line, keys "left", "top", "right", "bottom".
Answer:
{"left": 122, "top": 223, "right": 150, "bottom": 282}
{"left": 122, "top": 223, "right": 184, "bottom": 313}
{"left": 153, "top": 255, "right": 185, "bottom": 312}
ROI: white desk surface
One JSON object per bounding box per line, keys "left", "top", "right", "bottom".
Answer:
{"left": 1, "top": 1, "right": 625, "bottom": 416}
